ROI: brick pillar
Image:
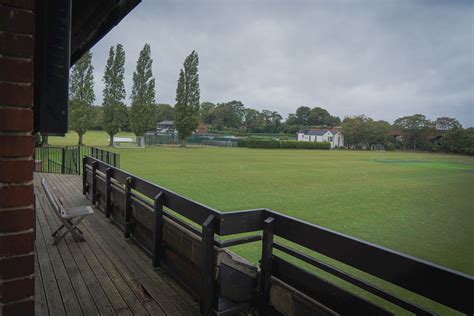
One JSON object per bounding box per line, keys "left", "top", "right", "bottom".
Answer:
{"left": 0, "top": 1, "right": 36, "bottom": 315}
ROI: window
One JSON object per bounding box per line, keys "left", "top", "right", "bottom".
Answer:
{"left": 329, "top": 137, "right": 333, "bottom": 142}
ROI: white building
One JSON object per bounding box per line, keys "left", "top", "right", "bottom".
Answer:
{"left": 297, "top": 129, "right": 344, "bottom": 148}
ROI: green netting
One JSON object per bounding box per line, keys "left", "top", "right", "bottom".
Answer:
{"left": 144, "top": 134, "right": 238, "bottom": 147}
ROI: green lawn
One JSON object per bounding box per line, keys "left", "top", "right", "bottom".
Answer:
{"left": 50, "top": 131, "right": 474, "bottom": 314}
{"left": 112, "top": 147, "right": 473, "bottom": 269}
{"left": 48, "top": 130, "right": 135, "bottom": 147}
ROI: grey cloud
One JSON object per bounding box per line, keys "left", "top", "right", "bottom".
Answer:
{"left": 90, "top": 0, "right": 474, "bottom": 126}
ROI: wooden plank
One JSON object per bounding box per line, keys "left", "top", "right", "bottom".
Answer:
{"left": 43, "top": 215, "right": 99, "bottom": 315}
{"left": 200, "top": 215, "right": 216, "bottom": 315}
{"left": 84, "top": 212, "right": 179, "bottom": 315}
{"left": 153, "top": 192, "right": 164, "bottom": 267}
{"left": 77, "top": 228, "right": 152, "bottom": 316}
{"left": 89, "top": 213, "right": 200, "bottom": 315}
{"left": 266, "top": 210, "right": 474, "bottom": 313}
{"left": 219, "top": 209, "right": 264, "bottom": 235}
{"left": 259, "top": 217, "right": 274, "bottom": 314}
{"left": 273, "top": 241, "right": 433, "bottom": 315}
{"left": 71, "top": 172, "right": 198, "bottom": 315}
{"left": 125, "top": 176, "right": 132, "bottom": 238}
{"left": 49, "top": 177, "right": 128, "bottom": 315}
{"left": 45, "top": 173, "right": 200, "bottom": 315}
{"left": 51, "top": 174, "right": 163, "bottom": 316}
{"left": 272, "top": 255, "right": 393, "bottom": 315}
{"left": 85, "top": 186, "right": 201, "bottom": 315}
{"left": 85, "top": 195, "right": 199, "bottom": 315}
{"left": 37, "top": 176, "right": 99, "bottom": 315}
{"left": 35, "top": 186, "right": 80, "bottom": 315}
{"left": 106, "top": 167, "right": 113, "bottom": 217}
{"left": 75, "top": 241, "right": 134, "bottom": 315}
{"left": 46, "top": 175, "right": 131, "bottom": 315}
{"left": 35, "top": 223, "right": 50, "bottom": 315}
{"left": 92, "top": 161, "right": 98, "bottom": 203}
{"left": 34, "top": 194, "right": 66, "bottom": 315}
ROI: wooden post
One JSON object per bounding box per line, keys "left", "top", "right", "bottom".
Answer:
{"left": 259, "top": 217, "right": 275, "bottom": 315}
{"left": 105, "top": 167, "right": 113, "bottom": 218}
{"left": 200, "top": 214, "right": 216, "bottom": 315}
{"left": 61, "top": 147, "right": 65, "bottom": 174}
{"left": 124, "top": 176, "right": 132, "bottom": 238}
{"left": 91, "top": 161, "right": 98, "bottom": 204}
{"left": 82, "top": 157, "right": 87, "bottom": 195}
{"left": 152, "top": 192, "right": 164, "bottom": 268}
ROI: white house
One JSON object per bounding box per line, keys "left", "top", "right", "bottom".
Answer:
{"left": 297, "top": 129, "right": 344, "bottom": 148}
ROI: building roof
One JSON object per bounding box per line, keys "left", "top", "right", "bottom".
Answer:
{"left": 301, "top": 129, "right": 341, "bottom": 136}
{"left": 71, "top": 0, "right": 141, "bottom": 64}
{"left": 157, "top": 120, "right": 174, "bottom": 125}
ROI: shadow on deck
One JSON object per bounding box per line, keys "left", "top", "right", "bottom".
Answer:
{"left": 34, "top": 173, "right": 199, "bottom": 315}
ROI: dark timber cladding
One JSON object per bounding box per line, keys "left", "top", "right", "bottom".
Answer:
{"left": 33, "top": 173, "right": 199, "bottom": 315}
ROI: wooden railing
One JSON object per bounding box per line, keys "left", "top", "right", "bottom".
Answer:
{"left": 83, "top": 156, "right": 473, "bottom": 315}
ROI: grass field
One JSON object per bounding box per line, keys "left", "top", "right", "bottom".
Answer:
{"left": 49, "top": 131, "right": 474, "bottom": 314}
{"left": 48, "top": 130, "right": 135, "bottom": 147}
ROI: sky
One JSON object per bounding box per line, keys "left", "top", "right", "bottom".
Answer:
{"left": 90, "top": 0, "right": 474, "bottom": 127}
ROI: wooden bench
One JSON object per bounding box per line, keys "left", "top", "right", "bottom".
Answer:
{"left": 41, "top": 178, "right": 94, "bottom": 245}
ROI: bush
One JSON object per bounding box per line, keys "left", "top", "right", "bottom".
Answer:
{"left": 463, "top": 147, "right": 474, "bottom": 156}
{"left": 34, "top": 132, "right": 42, "bottom": 147}
{"left": 237, "top": 138, "right": 280, "bottom": 148}
{"left": 384, "top": 142, "right": 395, "bottom": 151}
{"left": 238, "top": 139, "right": 330, "bottom": 150}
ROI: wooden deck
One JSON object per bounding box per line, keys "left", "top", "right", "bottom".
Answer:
{"left": 33, "top": 173, "right": 200, "bottom": 315}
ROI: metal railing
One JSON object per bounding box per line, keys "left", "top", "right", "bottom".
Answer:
{"left": 34, "top": 146, "right": 119, "bottom": 175}
{"left": 83, "top": 156, "right": 474, "bottom": 315}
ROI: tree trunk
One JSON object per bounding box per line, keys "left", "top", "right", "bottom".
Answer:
{"left": 109, "top": 133, "right": 114, "bottom": 147}
{"left": 180, "top": 139, "right": 186, "bottom": 147}
{"left": 78, "top": 133, "right": 84, "bottom": 146}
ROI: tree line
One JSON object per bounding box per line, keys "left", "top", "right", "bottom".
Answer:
{"left": 69, "top": 44, "right": 200, "bottom": 146}
{"left": 68, "top": 44, "right": 346, "bottom": 144}
{"left": 67, "top": 44, "right": 472, "bottom": 154}
{"left": 341, "top": 115, "right": 473, "bottom": 154}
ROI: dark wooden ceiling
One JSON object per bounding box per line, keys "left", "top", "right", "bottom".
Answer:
{"left": 71, "top": 0, "right": 141, "bottom": 64}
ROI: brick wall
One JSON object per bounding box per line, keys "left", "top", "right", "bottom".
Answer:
{"left": 0, "top": 0, "right": 36, "bottom": 314}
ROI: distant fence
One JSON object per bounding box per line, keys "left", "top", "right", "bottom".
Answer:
{"left": 144, "top": 134, "right": 238, "bottom": 147}
{"left": 34, "top": 146, "right": 119, "bottom": 175}
{"left": 83, "top": 156, "right": 474, "bottom": 315}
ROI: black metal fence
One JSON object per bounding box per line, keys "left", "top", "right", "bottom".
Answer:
{"left": 35, "top": 146, "right": 119, "bottom": 175}
{"left": 83, "top": 156, "right": 473, "bottom": 316}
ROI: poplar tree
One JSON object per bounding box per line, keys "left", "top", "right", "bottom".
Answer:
{"left": 175, "top": 50, "right": 200, "bottom": 146}
{"left": 102, "top": 44, "right": 128, "bottom": 146}
{"left": 130, "top": 43, "right": 156, "bottom": 136}
{"left": 70, "top": 51, "right": 95, "bottom": 145}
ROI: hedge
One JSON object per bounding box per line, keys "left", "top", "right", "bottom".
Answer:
{"left": 238, "top": 139, "right": 330, "bottom": 149}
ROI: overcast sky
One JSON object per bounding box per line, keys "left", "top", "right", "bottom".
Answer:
{"left": 90, "top": 0, "right": 473, "bottom": 126}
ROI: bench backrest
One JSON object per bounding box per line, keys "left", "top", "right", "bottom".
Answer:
{"left": 41, "top": 178, "right": 64, "bottom": 216}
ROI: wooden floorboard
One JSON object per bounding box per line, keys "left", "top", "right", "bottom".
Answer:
{"left": 34, "top": 173, "right": 199, "bottom": 315}
{"left": 48, "top": 174, "right": 164, "bottom": 316}
{"left": 39, "top": 184, "right": 116, "bottom": 315}
{"left": 53, "top": 173, "right": 199, "bottom": 315}
{"left": 34, "top": 239, "right": 49, "bottom": 315}
{"left": 34, "top": 196, "right": 68, "bottom": 315}
{"left": 37, "top": 185, "right": 100, "bottom": 316}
